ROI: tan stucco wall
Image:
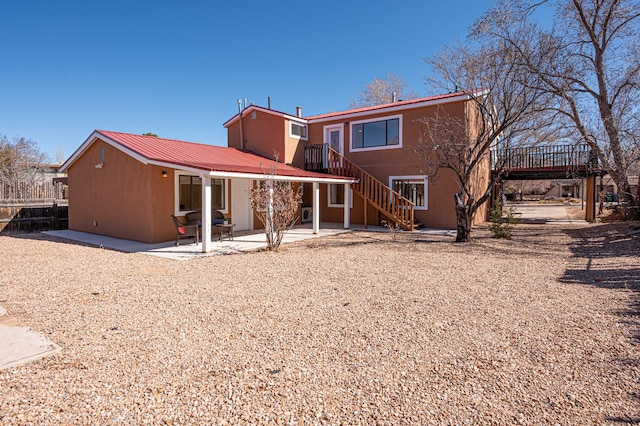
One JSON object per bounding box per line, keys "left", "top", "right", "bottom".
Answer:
{"left": 306, "top": 101, "right": 478, "bottom": 229}
{"left": 67, "top": 138, "right": 176, "bottom": 243}
{"left": 284, "top": 119, "right": 307, "bottom": 167}
{"left": 228, "top": 110, "right": 308, "bottom": 166}
{"left": 228, "top": 110, "right": 286, "bottom": 162}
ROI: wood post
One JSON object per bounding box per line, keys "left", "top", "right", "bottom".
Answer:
{"left": 585, "top": 175, "right": 596, "bottom": 222}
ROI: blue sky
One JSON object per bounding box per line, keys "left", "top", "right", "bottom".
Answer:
{"left": 0, "top": 0, "right": 493, "bottom": 162}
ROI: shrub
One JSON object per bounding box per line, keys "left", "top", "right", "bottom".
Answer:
{"left": 489, "top": 198, "right": 517, "bottom": 239}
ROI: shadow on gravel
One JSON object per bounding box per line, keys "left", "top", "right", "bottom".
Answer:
{"left": 562, "top": 223, "right": 640, "bottom": 423}
{"left": 561, "top": 223, "right": 640, "bottom": 286}
{"left": 561, "top": 223, "right": 640, "bottom": 341}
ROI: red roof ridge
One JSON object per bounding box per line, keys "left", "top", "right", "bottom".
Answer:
{"left": 303, "top": 91, "right": 472, "bottom": 120}
{"left": 96, "top": 130, "right": 222, "bottom": 149}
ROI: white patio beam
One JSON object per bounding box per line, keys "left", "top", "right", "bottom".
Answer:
{"left": 201, "top": 177, "right": 212, "bottom": 253}
{"left": 312, "top": 181, "right": 320, "bottom": 234}
{"left": 343, "top": 183, "right": 351, "bottom": 229}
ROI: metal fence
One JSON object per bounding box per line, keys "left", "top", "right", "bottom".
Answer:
{"left": 490, "top": 144, "right": 597, "bottom": 171}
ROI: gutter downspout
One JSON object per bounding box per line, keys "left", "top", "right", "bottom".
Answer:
{"left": 237, "top": 99, "right": 244, "bottom": 150}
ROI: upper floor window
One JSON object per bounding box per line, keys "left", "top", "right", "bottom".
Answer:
{"left": 290, "top": 122, "right": 308, "bottom": 140}
{"left": 351, "top": 115, "right": 401, "bottom": 151}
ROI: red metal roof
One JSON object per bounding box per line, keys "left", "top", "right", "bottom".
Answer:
{"left": 89, "top": 130, "right": 350, "bottom": 181}
{"left": 222, "top": 91, "right": 474, "bottom": 127}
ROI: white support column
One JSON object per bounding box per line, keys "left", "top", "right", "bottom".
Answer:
{"left": 312, "top": 181, "right": 320, "bottom": 234}
{"left": 343, "top": 183, "right": 351, "bottom": 229}
{"left": 201, "top": 177, "right": 212, "bottom": 253}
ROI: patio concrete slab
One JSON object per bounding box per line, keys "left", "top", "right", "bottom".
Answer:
{"left": 0, "top": 313, "right": 61, "bottom": 370}
{"left": 43, "top": 225, "right": 353, "bottom": 261}
{"left": 510, "top": 203, "right": 587, "bottom": 224}
{"left": 43, "top": 224, "right": 457, "bottom": 261}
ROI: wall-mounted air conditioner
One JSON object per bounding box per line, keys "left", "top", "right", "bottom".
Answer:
{"left": 301, "top": 207, "right": 312, "bottom": 223}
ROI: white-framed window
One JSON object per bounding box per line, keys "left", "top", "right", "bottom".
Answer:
{"left": 175, "top": 173, "right": 227, "bottom": 214}
{"left": 290, "top": 121, "right": 308, "bottom": 140}
{"left": 327, "top": 184, "right": 352, "bottom": 208}
{"left": 389, "top": 175, "right": 428, "bottom": 210}
{"left": 350, "top": 114, "right": 402, "bottom": 152}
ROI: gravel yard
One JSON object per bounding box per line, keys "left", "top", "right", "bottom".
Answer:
{"left": 0, "top": 222, "right": 639, "bottom": 425}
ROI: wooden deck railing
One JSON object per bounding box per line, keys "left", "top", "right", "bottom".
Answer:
{"left": 490, "top": 144, "right": 597, "bottom": 171}
{"left": 305, "top": 144, "right": 415, "bottom": 230}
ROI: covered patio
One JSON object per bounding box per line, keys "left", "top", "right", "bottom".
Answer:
{"left": 193, "top": 170, "right": 356, "bottom": 253}
{"left": 43, "top": 223, "right": 353, "bottom": 261}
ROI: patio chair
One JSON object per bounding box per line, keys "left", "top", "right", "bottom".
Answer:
{"left": 186, "top": 210, "right": 226, "bottom": 225}
{"left": 185, "top": 210, "right": 226, "bottom": 238}
{"left": 171, "top": 214, "right": 199, "bottom": 246}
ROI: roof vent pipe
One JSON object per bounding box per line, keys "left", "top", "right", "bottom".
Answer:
{"left": 296, "top": 106, "right": 302, "bottom": 118}
{"left": 392, "top": 91, "right": 397, "bottom": 103}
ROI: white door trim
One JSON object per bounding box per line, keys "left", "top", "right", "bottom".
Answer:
{"left": 324, "top": 124, "right": 344, "bottom": 155}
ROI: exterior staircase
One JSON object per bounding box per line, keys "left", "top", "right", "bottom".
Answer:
{"left": 304, "top": 144, "right": 415, "bottom": 231}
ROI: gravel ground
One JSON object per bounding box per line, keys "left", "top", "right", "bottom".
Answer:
{"left": 0, "top": 222, "right": 639, "bottom": 425}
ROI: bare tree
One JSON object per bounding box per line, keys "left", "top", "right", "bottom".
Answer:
{"left": 418, "top": 37, "right": 551, "bottom": 242}
{"left": 55, "top": 145, "right": 65, "bottom": 165}
{"left": 474, "top": 0, "right": 640, "bottom": 213}
{"left": 0, "top": 135, "right": 49, "bottom": 186}
{"left": 249, "top": 161, "right": 302, "bottom": 251}
{"left": 349, "top": 73, "right": 420, "bottom": 108}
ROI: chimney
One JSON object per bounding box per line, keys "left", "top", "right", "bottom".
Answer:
{"left": 392, "top": 92, "right": 397, "bottom": 103}
{"left": 296, "top": 106, "right": 302, "bottom": 118}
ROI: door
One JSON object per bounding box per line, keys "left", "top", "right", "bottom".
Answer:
{"left": 324, "top": 125, "right": 344, "bottom": 170}
{"left": 231, "top": 179, "right": 253, "bottom": 231}
{"left": 324, "top": 125, "right": 344, "bottom": 155}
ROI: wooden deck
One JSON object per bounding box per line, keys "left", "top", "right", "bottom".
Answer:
{"left": 491, "top": 144, "right": 603, "bottom": 179}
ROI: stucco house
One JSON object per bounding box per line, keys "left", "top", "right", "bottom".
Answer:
{"left": 223, "top": 91, "right": 490, "bottom": 231}
{"left": 61, "top": 91, "right": 490, "bottom": 251}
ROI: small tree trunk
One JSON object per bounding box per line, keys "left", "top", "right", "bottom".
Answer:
{"left": 454, "top": 193, "right": 471, "bottom": 243}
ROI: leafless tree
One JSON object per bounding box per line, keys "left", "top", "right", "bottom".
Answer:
{"left": 474, "top": 0, "right": 640, "bottom": 213}
{"left": 55, "top": 145, "right": 65, "bottom": 165}
{"left": 249, "top": 161, "right": 302, "bottom": 251}
{"left": 418, "top": 36, "right": 551, "bottom": 242}
{"left": 0, "top": 135, "right": 49, "bottom": 186}
{"left": 349, "top": 73, "right": 420, "bottom": 108}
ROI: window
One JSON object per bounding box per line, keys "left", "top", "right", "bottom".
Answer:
{"left": 211, "top": 179, "right": 226, "bottom": 210}
{"left": 328, "top": 184, "right": 352, "bottom": 208}
{"left": 179, "top": 176, "right": 201, "bottom": 211}
{"left": 178, "top": 175, "right": 226, "bottom": 212}
{"left": 290, "top": 122, "right": 308, "bottom": 140}
{"left": 351, "top": 115, "right": 401, "bottom": 151}
{"left": 390, "top": 176, "right": 428, "bottom": 210}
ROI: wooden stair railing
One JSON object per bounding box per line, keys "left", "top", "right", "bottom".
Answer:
{"left": 321, "top": 146, "right": 415, "bottom": 231}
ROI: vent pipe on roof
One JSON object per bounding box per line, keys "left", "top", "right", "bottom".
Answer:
{"left": 392, "top": 91, "right": 397, "bottom": 103}
{"left": 268, "top": 96, "right": 271, "bottom": 109}
{"left": 296, "top": 106, "right": 302, "bottom": 118}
